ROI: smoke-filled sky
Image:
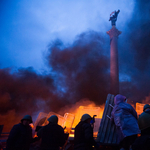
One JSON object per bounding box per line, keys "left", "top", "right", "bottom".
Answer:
{"left": 0, "top": 0, "right": 150, "bottom": 131}
{"left": 0, "top": 0, "right": 134, "bottom": 71}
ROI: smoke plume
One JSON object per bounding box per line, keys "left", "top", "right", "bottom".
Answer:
{"left": 119, "top": 0, "right": 150, "bottom": 103}
{"left": 0, "top": 31, "right": 110, "bottom": 131}
{"left": 47, "top": 30, "right": 110, "bottom": 105}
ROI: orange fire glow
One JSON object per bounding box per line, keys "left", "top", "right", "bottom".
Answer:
{"left": 71, "top": 104, "right": 104, "bottom": 127}
{"left": 67, "top": 104, "right": 104, "bottom": 137}
{"left": 33, "top": 101, "right": 105, "bottom": 138}
{"left": 33, "top": 100, "right": 147, "bottom": 139}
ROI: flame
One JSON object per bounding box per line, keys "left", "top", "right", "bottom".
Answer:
{"left": 57, "top": 99, "right": 104, "bottom": 127}
{"left": 71, "top": 105, "right": 104, "bottom": 128}
{"left": 68, "top": 104, "right": 104, "bottom": 137}
{"left": 136, "top": 103, "right": 145, "bottom": 115}
{"left": 135, "top": 95, "right": 150, "bottom": 116}
{"left": 32, "top": 100, "right": 150, "bottom": 139}
{"left": 33, "top": 100, "right": 105, "bottom": 138}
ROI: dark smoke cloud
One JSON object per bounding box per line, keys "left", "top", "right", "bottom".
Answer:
{"left": 0, "top": 67, "right": 56, "bottom": 114}
{"left": 119, "top": 0, "right": 150, "bottom": 103}
{"left": 47, "top": 30, "right": 110, "bottom": 104}
{"left": 0, "top": 67, "right": 69, "bottom": 131}
{"left": 0, "top": 31, "right": 110, "bottom": 131}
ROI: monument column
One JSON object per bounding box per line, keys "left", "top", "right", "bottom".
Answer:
{"left": 107, "top": 10, "right": 121, "bottom": 95}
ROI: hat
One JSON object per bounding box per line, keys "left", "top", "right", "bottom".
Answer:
{"left": 21, "top": 115, "right": 32, "bottom": 123}
{"left": 81, "top": 114, "right": 92, "bottom": 122}
{"left": 114, "top": 94, "right": 126, "bottom": 105}
{"left": 47, "top": 115, "right": 58, "bottom": 124}
{"left": 143, "top": 104, "right": 150, "bottom": 111}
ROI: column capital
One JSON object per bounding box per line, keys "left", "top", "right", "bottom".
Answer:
{"left": 106, "top": 26, "right": 121, "bottom": 39}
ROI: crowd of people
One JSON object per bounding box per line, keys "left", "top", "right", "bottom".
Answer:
{"left": 4, "top": 94, "right": 150, "bottom": 150}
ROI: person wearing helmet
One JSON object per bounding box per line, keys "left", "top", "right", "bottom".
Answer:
{"left": 111, "top": 94, "right": 140, "bottom": 150}
{"left": 6, "top": 115, "right": 33, "bottom": 150}
{"left": 74, "top": 114, "right": 97, "bottom": 150}
{"left": 37, "top": 115, "right": 66, "bottom": 150}
{"left": 138, "top": 104, "right": 150, "bottom": 135}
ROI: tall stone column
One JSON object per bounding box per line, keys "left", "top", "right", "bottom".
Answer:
{"left": 107, "top": 26, "right": 121, "bottom": 95}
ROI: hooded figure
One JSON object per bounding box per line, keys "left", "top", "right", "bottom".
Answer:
{"left": 37, "top": 115, "right": 66, "bottom": 150}
{"left": 6, "top": 115, "right": 33, "bottom": 150}
{"left": 111, "top": 94, "right": 140, "bottom": 150}
{"left": 74, "top": 114, "right": 97, "bottom": 150}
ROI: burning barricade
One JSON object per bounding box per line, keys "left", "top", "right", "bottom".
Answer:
{"left": 33, "top": 105, "right": 102, "bottom": 138}
{"left": 29, "top": 106, "right": 102, "bottom": 150}
{"left": 2, "top": 96, "right": 148, "bottom": 150}
{"left": 33, "top": 112, "right": 75, "bottom": 136}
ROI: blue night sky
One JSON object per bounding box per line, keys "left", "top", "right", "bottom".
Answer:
{"left": 0, "top": 0, "right": 134, "bottom": 72}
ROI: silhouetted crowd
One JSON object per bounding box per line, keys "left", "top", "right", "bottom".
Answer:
{"left": 4, "top": 94, "right": 150, "bottom": 150}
